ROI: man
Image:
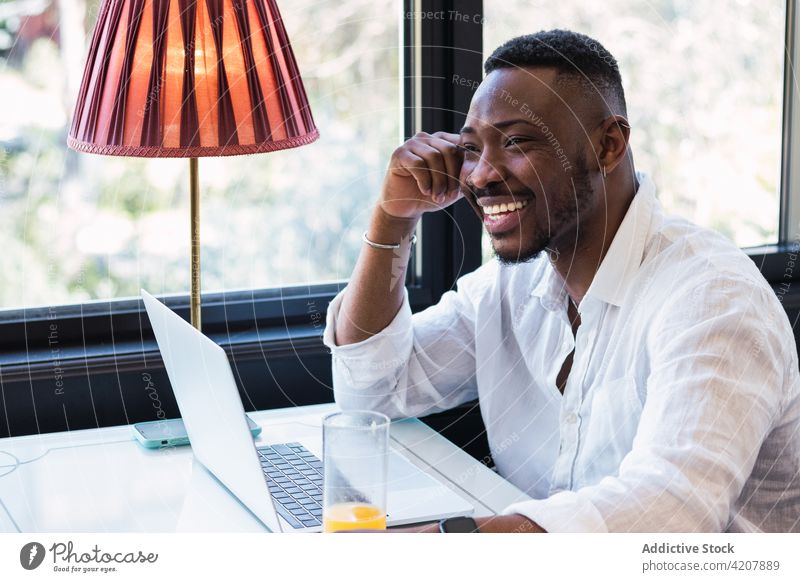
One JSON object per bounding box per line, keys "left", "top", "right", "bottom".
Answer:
{"left": 322, "top": 29, "right": 800, "bottom": 532}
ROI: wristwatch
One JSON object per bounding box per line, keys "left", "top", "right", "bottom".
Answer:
{"left": 438, "top": 516, "right": 480, "bottom": 533}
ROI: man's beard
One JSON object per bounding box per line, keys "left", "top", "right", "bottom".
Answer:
{"left": 489, "top": 153, "right": 594, "bottom": 265}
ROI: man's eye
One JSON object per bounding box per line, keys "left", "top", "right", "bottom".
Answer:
{"left": 461, "top": 143, "right": 480, "bottom": 153}
{"left": 506, "top": 136, "right": 530, "bottom": 147}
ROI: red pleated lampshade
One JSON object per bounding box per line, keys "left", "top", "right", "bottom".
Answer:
{"left": 68, "top": 0, "right": 318, "bottom": 157}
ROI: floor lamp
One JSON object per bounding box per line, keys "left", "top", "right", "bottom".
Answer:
{"left": 67, "top": 0, "right": 319, "bottom": 330}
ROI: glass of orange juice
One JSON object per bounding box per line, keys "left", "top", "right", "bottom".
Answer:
{"left": 322, "top": 410, "right": 389, "bottom": 532}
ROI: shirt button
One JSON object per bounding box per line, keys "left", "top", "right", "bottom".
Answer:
{"left": 565, "top": 412, "right": 578, "bottom": 424}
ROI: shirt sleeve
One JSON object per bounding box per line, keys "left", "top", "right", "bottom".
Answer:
{"left": 502, "top": 276, "right": 793, "bottom": 532}
{"left": 322, "top": 265, "right": 491, "bottom": 419}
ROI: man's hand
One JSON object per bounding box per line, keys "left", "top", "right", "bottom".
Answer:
{"left": 379, "top": 131, "right": 465, "bottom": 220}
{"left": 333, "top": 130, "right": 466, "bottom": 346}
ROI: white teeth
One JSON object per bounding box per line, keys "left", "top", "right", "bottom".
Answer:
{"left": 483, "top": 199, "right": 528, "bottom": 215}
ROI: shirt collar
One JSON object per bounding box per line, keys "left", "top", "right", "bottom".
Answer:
{"left": 530, "top": 259, "right": 568, "bottom": 312}
{"left": 584, "top": 170, "right": 655, "bottom": 307}
{"left": 530, "top": 171, "right": 656, "bottom": 311}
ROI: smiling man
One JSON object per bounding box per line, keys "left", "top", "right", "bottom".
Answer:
{"left": 322, "top": 29, "right": 800, "bottom": 532}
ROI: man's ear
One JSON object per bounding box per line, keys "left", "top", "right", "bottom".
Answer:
{"left": 596, "top": 116, "right": 631, "bottom": 175}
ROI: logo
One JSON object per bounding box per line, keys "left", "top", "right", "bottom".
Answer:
{"left": 20, "top": 542, "right": 46, "bottom": 570}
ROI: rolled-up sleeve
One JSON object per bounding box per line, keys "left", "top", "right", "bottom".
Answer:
{"left": 503, "top": 277, "right": 791, "bottom": 532}
{"left": 322, "top": 268, "right": 488, "bottom": 419}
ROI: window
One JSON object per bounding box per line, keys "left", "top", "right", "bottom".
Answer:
{"left": 482, "top": 0, "right": 786, "bottom": 262}
{"left": 0, "top": 0, "right": 401, "bottom": 310}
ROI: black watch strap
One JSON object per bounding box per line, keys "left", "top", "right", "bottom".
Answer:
{"left": 438, "top": 516, "right": 480, "bottom": 533}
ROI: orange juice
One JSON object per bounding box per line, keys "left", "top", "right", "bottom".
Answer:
{"left": 322, "top": 502, "right": 387, "bottom": 532}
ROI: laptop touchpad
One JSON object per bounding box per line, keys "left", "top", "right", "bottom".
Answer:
{"left": 387, "top": 448, "right": 443, "bottom": 491}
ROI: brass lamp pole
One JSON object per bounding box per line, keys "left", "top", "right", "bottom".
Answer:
{"left": 189, "top": 158, "right": 201, "bottom": 330}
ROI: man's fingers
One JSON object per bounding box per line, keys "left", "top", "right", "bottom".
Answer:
{"left": 416, "top": 133, "right": 464, "bottom": 199}
{"left": 406, "top": 141, "right": 449, "bottom": 199}
{"left": 430, "top": 131, "right": 464, "bottom": 194}
{"left": 391, "top": 149, "right": 433, "bottom": 196}
{"left": 431, "top": 130, "right": 461, "bottom": 145}
{"left": 389, "top": 131, "right": 465, "bottom": 207}
{"left": 429, "top": 136, "right": 463, "bottom": 195}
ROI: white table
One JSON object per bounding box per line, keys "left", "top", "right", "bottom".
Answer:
{"left": 0, "top": 404, "right": 529, "bottom": 532}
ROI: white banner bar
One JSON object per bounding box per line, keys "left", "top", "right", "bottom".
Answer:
{"left": 2, "top": 533, "right": 799, "bottom": 581}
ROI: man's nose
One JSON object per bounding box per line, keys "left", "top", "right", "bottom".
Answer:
{"left": 465, "top": 153, "right": 505, "bottom": 190}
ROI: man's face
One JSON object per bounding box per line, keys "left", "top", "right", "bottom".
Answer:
{"left": 459, "top": 67, "right": 598, "bottom": 264}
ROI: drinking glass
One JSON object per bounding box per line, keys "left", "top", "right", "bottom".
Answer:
{"left": 322, "top": 410, "right": 389, "bottom": 532}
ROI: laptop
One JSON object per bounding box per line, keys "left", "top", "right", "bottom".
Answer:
{"left": 141, "top": 289, "right": 474, "bottom": 532}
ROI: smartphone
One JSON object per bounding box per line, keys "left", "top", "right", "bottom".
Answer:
{"left": 132, "top": 415, "right": 262, "bottom": 449}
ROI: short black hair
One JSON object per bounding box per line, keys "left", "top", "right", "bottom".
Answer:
{"left": 485, "top": 29, "right": 627, "bottom": 116}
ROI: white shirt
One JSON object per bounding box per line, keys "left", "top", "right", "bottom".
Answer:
{"left": 322, "top": 172, "right": 800, "bottom": 532}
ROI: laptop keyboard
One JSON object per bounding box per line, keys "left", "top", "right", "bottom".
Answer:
{"left": 258, "top": 442, "right": 324, "bottom": 529}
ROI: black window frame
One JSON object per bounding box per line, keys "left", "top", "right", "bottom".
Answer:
{"left": 2, "top": 0, "right": 799, "bottom": 439}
